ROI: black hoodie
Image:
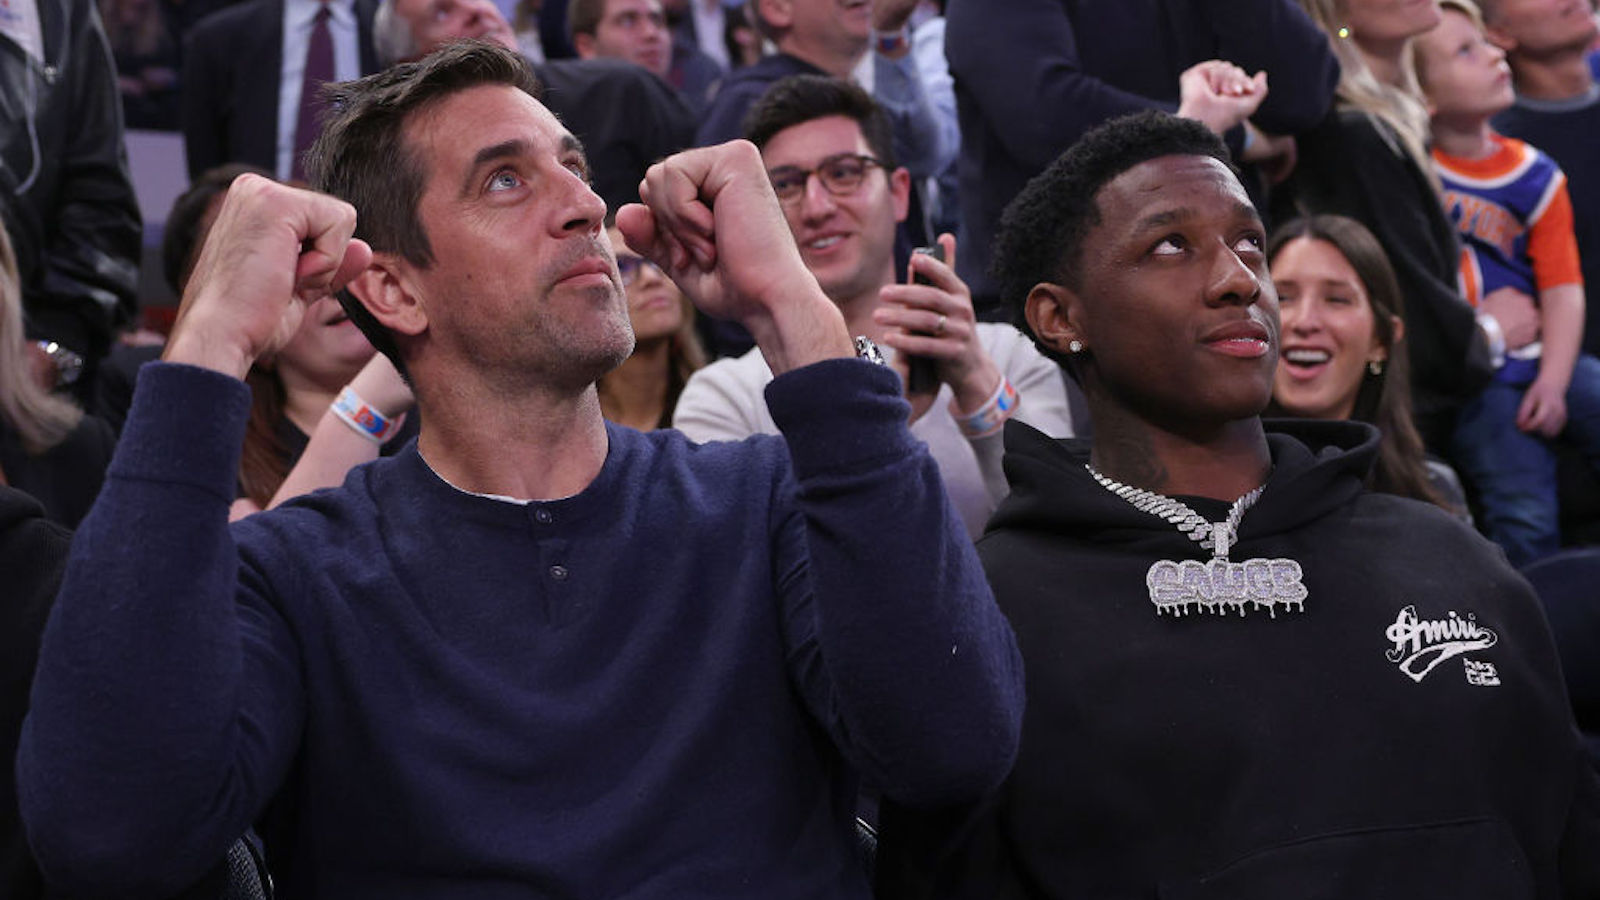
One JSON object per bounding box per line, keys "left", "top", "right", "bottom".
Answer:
{"left": 879, "top": 419, "right": 1600, "bottom": 899}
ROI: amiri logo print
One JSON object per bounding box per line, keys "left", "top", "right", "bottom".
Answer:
{"left": 1384, "top": 606, "right": 1499, "bottom": 685}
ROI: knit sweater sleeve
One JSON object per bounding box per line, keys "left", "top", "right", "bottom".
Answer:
{"left": 764, "top": 358, "right": 1024, "bottom": 808}
{"left": 17, "top": 363, "right": 307, "bottom": 899}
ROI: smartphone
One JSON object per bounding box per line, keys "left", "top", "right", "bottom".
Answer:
{"left": 905, "top": 244, "right": 944, "bottom": 396}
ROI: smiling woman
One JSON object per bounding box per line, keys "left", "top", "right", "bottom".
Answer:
{"left": 1266, "top": 214, "right": 1463, "bottom": 514}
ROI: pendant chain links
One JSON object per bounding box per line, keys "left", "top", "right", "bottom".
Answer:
{"left": 1086, "top": 464, "right": 1265, "bottom": 560}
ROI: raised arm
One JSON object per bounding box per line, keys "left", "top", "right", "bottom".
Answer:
{"left": 620, "top": 143, "right": 1024, "bottom": 806}
{"left": 17, "top": 177, "right": 372, "bottom": 896}
{"left": 618, "top": 140, "right": 853, "bottom": 374}
{"left": 945, "top": 0, "right": 1335, "bottom": 169}
{"left": 870, "top": 0, "right": 954, "bottom": 178}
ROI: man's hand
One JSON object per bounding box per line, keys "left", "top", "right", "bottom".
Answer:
{"left": 1480, "top": 286, "right": 1541, "bottom": 351}
{"left": 164, "top": 174, "right": 372, "bottom": 380}
{"left": 1177, "top": 60, "right": 1268, "bottom": 135}
{"left": 617, "top": 141, "right": 851, "bottom": 375}
{"left": 874, "top": 233, "right": 1001, "bottom": 420}
{"left": 1518, "top": 376, "right": 1569, "bottom": 437}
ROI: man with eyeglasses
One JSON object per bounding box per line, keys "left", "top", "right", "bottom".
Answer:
{"left": 674, "top": 75, "right": 1074, "bottom": 538}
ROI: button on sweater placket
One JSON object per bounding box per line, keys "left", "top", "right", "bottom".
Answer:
{"left": 529, "top": 506, "right": 576, "bottom": 620}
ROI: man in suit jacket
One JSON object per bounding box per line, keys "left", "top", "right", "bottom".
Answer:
{"left": 181, "top": 0, "right": 382, "bottom": 181}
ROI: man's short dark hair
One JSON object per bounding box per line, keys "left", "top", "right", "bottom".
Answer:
{"left": 305, "top": 40, "right": 543, "bottom": 376}
{"left": 742, "top": 74, "right": 898, "bottom": 169}
{"left": 567, "top": 0, "right": 606, "bottom": 41}
{"left": 992, "top": 111, "right": 1234, "bottom": 366}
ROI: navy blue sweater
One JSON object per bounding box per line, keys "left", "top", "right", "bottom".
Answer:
{"left": 19, "top": 360, "right": 1024, "bottom": 898}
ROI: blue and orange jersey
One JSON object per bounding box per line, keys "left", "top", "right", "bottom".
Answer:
{"left": 1434, "top": 133, "right": 1584, "bottom": 310}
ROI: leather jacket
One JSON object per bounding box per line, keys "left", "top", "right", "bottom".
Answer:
{"left": 0, "top": 0, "right": 141, "bottom": 362}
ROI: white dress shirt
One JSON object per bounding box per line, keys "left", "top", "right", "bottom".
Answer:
{"left": 277, "top": 0, "right": 362, "bottom": 181}
{"left": 0, "top": 0, "right": 44, "bottom": 64}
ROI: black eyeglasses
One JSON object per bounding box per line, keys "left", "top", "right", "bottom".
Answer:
{"left": 766, "top": 153, "right": 886, "bottom": 205}
{"left": 615, "top": 253, "right": 662, "bottom": 286}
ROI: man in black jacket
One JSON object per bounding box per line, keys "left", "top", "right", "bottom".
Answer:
{"left": 0, "top": 0, "right": 141, "bottom": 391}
{"left": 182, "top": 0, "right": 382, "bottom": 180}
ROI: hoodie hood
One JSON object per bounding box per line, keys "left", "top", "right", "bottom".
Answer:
{"left": 987, "top": 417, "right": 1379, "bottom": 553}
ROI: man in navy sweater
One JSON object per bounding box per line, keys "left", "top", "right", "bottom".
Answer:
{"left": 17, "top": 41, "right": 1023, "bottom": 899}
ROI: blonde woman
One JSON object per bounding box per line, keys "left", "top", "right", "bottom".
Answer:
{"left": 0, "top": 228, "right": 114, "bottom": 527}
{"left": 1275, "top": 0, "right": 1538, "bottom": 453}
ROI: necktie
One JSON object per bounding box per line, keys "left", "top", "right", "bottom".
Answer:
{"left": 292, "top": 1, "right": 333, "bottom": 182}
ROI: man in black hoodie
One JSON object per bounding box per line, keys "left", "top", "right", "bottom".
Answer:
{"left": 877, "top": 110, "right": 1600, "bottom": 899}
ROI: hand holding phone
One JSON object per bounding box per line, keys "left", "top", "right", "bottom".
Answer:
{"left": 905, "top": 244, "right": 944, "bottom": 395}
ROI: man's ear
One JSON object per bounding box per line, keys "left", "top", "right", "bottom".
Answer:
{"left": 347, "top": 253, "right": 429, "bottom": 338}
{"left": 573, "top": 32, "right": 597, "bottom": 59}
{"left": 756, "top": 0, "right": 792, "bottom": 31}
{"left": 889, "top": 166, "right": 911, "bottom": 224}
{"left": 1025, "top": 281, "right": 1085, "bottom": 357}
{"left": 1484, "top": 22, "right": 1516, "bottom": 53}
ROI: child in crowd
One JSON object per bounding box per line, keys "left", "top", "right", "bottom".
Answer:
{"left": 1416, "top": 0, "right": 1600, "bottom": 566}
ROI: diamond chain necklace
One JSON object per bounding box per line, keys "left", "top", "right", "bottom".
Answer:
{"left": 1085, "top": 465, "right": 1263, "bottom": 560}
{"left": 1085, "top": 463, "right": 1307, "bottom": 618}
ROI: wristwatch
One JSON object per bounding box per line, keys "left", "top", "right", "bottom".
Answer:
{"left": 854, "top": 335, "right": 887, "bottom": 366}
{"left": 35, "top": 340, "right": 84, "bottom": 387}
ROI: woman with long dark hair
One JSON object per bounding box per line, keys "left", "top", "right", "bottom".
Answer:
{"left": 1267, "top": 213, "right": 1466, "bottom": 515}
